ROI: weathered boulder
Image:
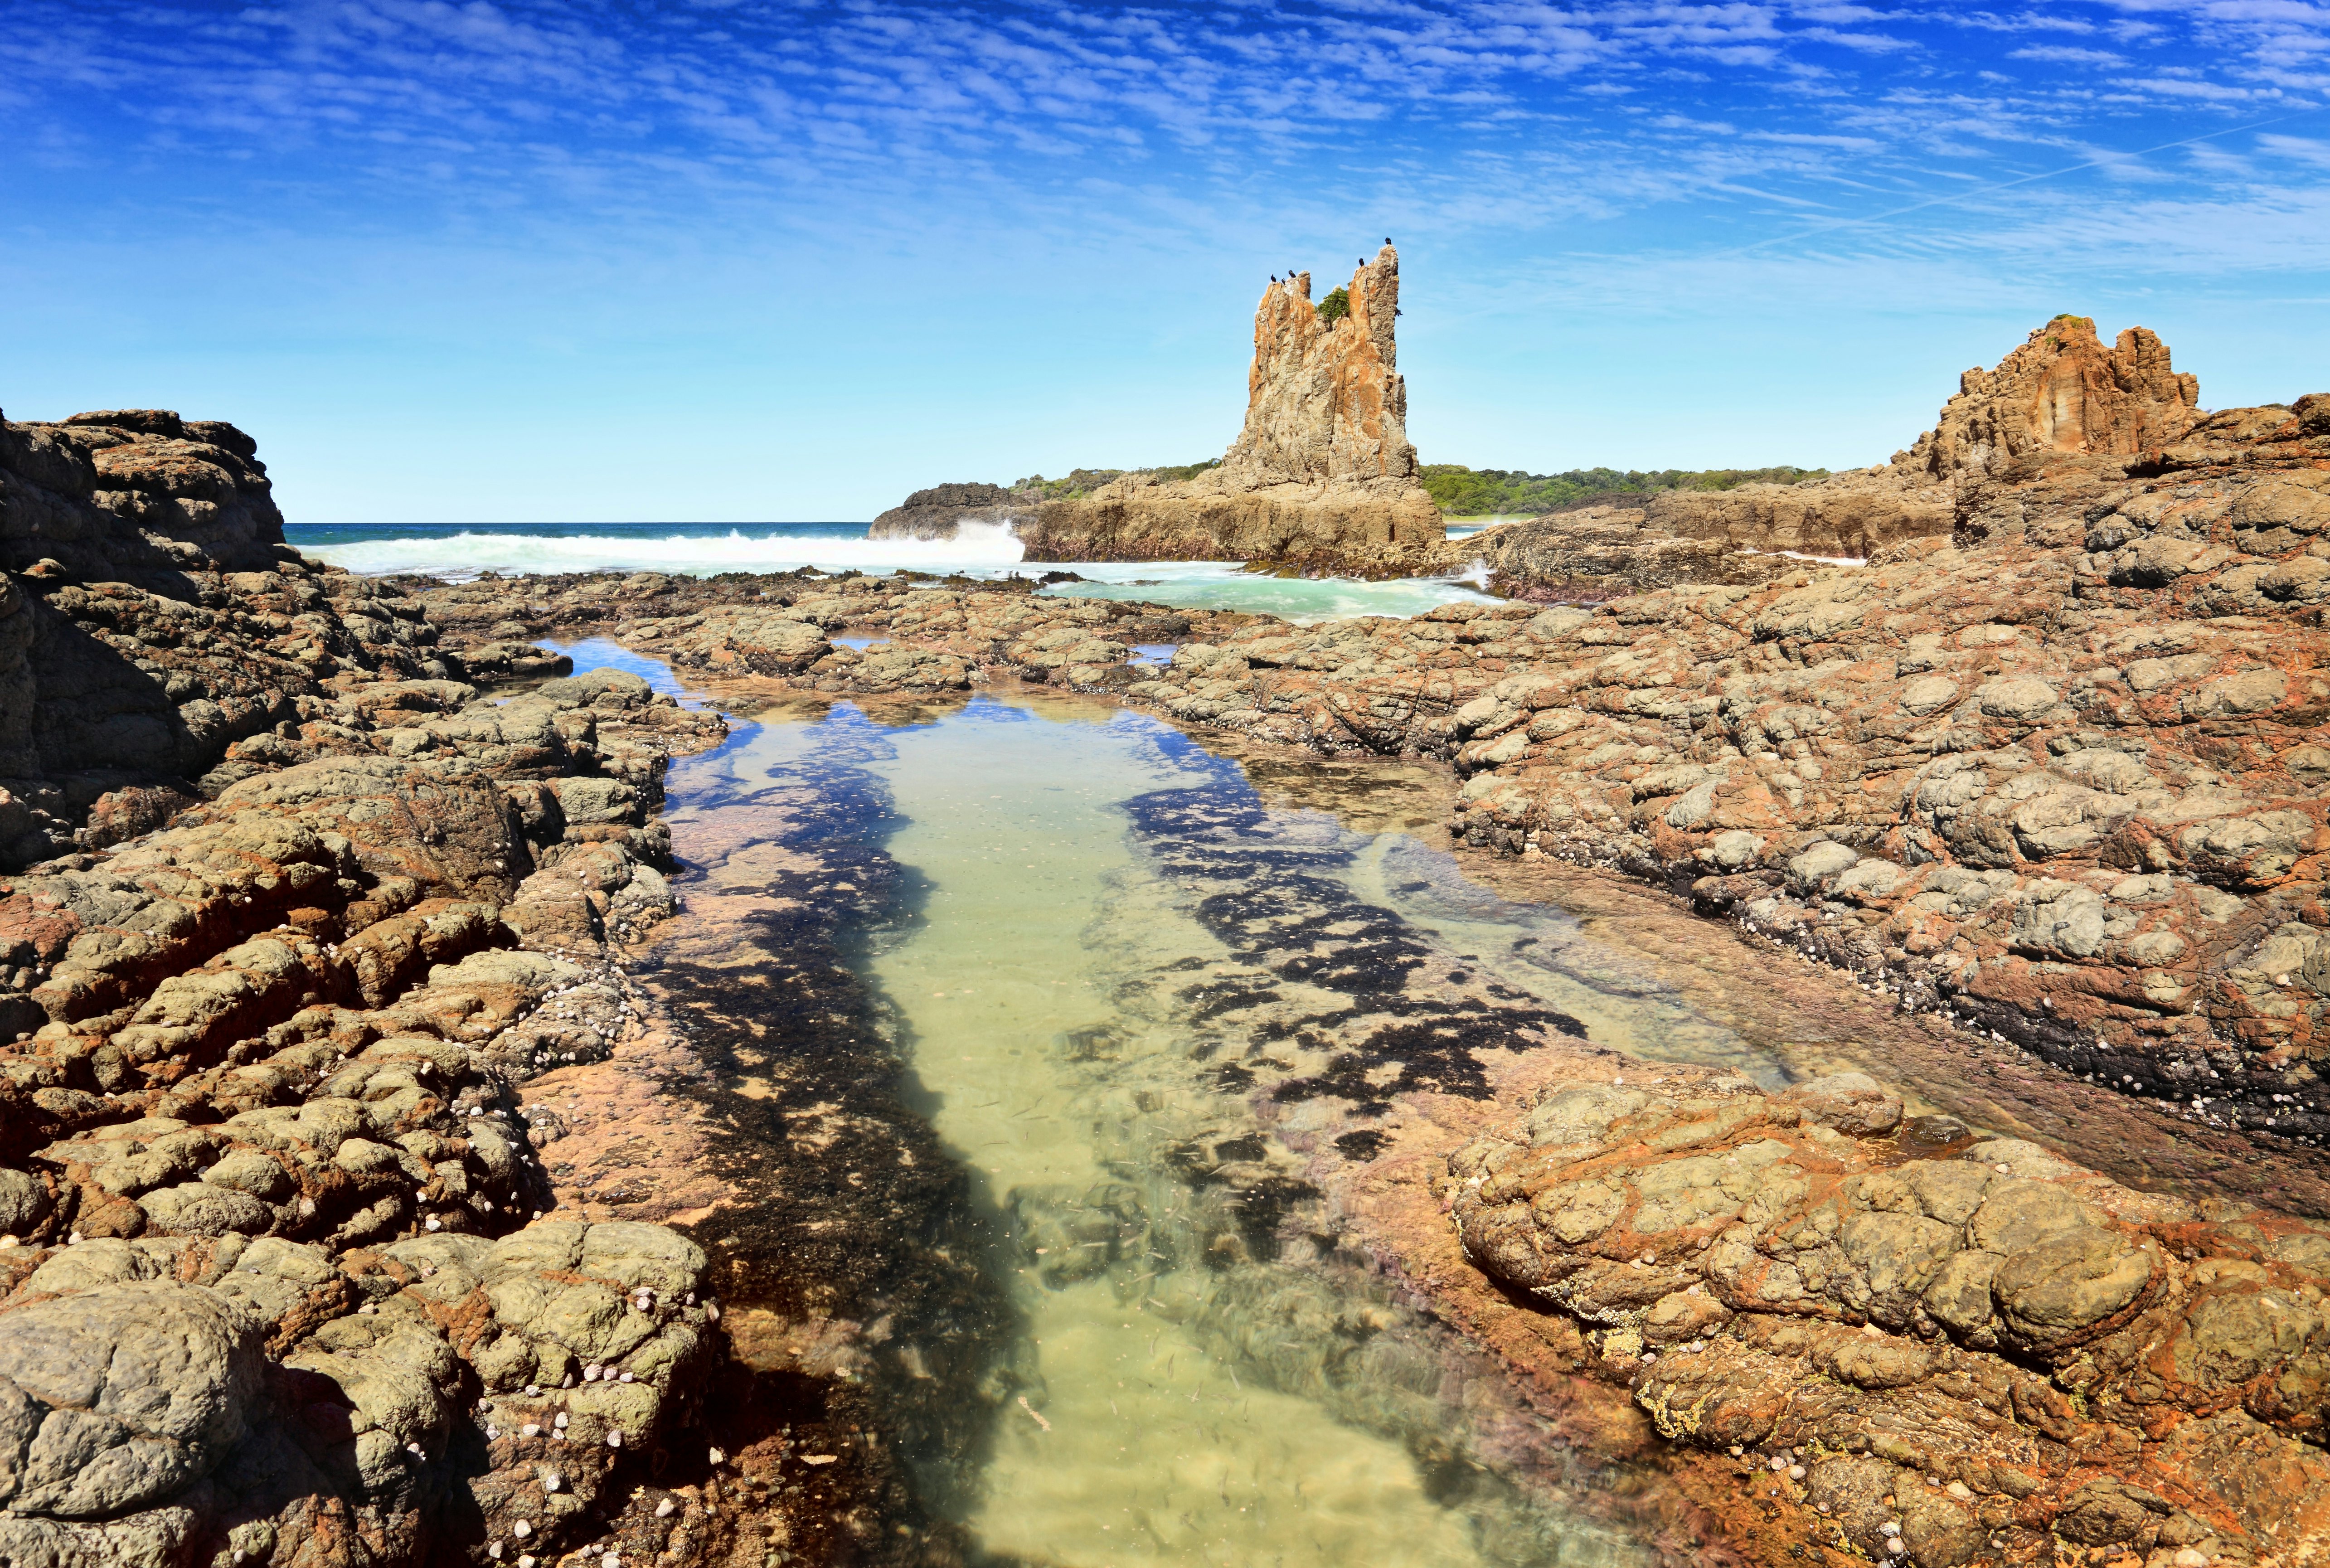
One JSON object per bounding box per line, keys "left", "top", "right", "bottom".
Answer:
{"left": 0, "top": 1280, "right": 264, "bottom": 1518}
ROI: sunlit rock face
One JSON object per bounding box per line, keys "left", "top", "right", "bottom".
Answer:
{"left": 1215, "top": 246, "right": 1417, "bottom": 489}
{"left": 863, "top": 246, "right": 1449, "bottom": 574}
{"left": 1904, "top": 315, "right": 2202, "bottom": 479}
{"left": 1479, "top": 315, "right": 2209, "bottom": 596}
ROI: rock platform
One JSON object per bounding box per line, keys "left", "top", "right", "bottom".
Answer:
{"left": 12, "top": 341, "right": 2330, "bottom": 1564}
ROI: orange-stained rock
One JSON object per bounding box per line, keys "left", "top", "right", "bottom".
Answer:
{"left": 1905, "top": 316, "right": 2202, "bottom": 479}
{"left": 1219, "top": 249, "right": 1415, "bottom": 486}
{"left": 895, "top": 247, "right": 1450, "bottom": 571}
{"left": 1481, "top": 316, "right": 2206, "bottom": 596}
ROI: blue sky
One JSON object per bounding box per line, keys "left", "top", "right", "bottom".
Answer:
{"left": 6, "top": 0, "right": 2328, "bottom": 521}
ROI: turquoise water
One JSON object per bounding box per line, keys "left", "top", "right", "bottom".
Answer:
{"left": 288, "top": 521, "right": 1498, "bottom": 624}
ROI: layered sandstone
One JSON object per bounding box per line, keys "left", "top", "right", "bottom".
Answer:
{"left": 1480, "top": 316, "right": 2201, "bottom": 595}
{"left": 874, "top": 247, "right": 1446, "bottom": 572}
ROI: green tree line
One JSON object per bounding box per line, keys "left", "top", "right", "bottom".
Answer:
{"left": 1421, "top": 462, "right": 1829, "bottom": 518}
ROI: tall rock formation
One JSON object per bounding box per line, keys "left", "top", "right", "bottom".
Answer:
{"left": 1479, "top": 315, "right": 2205, "bottom": 594}
{"left": 873, "top": 246, "right": 1445, "bottom": 573}
{"left": 1901, "top": 315, "right": 2201, "bottom": 477}
{"left": 1215, "top": 253, "right": 1417, "bottom": 488}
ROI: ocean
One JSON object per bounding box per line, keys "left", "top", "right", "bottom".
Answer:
{"left": 286, "top": 520, "right": 1500, "bottom": 624}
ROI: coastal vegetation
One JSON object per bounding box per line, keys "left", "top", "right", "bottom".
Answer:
{"left": 1008, "top": 459, "right": 1825, "bottom": 517}
{"left": 1010, "top": 459, "right": 1220, "bottom": 499}
{"left": 1420, "top": 461, "right": 1830, "bottom": 518}
{"left": 1315, "top": 285, "right": 1350, "bottom": 327}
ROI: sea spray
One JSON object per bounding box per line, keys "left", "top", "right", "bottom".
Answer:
{"left": 292, "top": 520, "right": 1500, "bottom": 621}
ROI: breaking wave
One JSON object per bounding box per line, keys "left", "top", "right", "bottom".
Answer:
{"left": 286, "top": 520, "right": 1501, "bottom": 621}
{"left": 292, "top": 520, "right": 1029, "bottom": 581}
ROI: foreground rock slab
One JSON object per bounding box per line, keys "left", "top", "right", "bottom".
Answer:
{"left": 1448, "top": 1062, "right": 2330, "bottom": 1567}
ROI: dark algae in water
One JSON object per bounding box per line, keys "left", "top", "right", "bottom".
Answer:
{"left": 629, "top": 688, "right": 1675, "bottom": 1564}
{"left": 640, "top": 705, "right": 1025, "bottom": 1563}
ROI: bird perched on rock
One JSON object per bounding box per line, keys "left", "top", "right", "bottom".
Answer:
{"left": 1384, "top": 236, "right": 1392, "bottom": 244}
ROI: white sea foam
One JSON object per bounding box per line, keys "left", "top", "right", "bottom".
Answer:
{"left": 301, "top": 523, "right": 1499, "bottom": 622}
{"left": 309, "top": 522, "right": 1029, "bottom": 580}
{"left": 1040, "top": 561, "right": 1495, "bottom": 624}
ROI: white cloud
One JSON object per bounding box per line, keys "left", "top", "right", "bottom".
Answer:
{"left": 2008, "top": 43, "right": 2131, "bottom": 60}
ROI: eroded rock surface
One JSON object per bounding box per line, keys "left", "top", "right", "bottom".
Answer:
{"left": 0, "top": 409, "right": 532, "bottom": 864}
{"left": 0, "top": 660, "right": 733, "bottom": 1564}
{"left": 875, "top": 246, "right": 1446, "bottom": 572}
{"left": 1478, "top": 316, "right": 2204, "bottom": 597}
{"left": 1449, "top": 1065, "right": 2330, "bottom": 1566}
{"left": 0, "top": 411, "right": 757, "bottom": 1567}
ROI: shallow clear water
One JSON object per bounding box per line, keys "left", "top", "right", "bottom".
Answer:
{"left": 864, "top": 709, "right": 1500, "bottom": 1566}
{"left": 290, "top": 520, "right": 1498, "bottom": 622}
{"left": 632, "top": 676, "right": 1794, "bottom": 1565}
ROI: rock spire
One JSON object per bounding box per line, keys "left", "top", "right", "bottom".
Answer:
{"left": 1218, "top": 246, "right": 1417, "bottom": 488}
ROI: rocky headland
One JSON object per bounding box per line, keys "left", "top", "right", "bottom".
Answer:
{"left": 1475, "top": 317, "right": 2202, "bottom": 597}
{"left": 870, "top": 245, "right": 1447, "bottom": 573}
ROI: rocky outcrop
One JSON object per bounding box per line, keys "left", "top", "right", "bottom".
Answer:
{"left": 1481, "top": 316, "right": 2201, "bottom": 597}
{"left": 1903, "top": 317, "right": 2201, "bottom": 479}
{"left": 0, "top": 411, "right": 771, "bottom": 1567}
{"left": 1446, "top": 1062, "right": 2330, "bottom": 1567}
{"left": 0, "top": 410, "right": 519, "bottom": 864}
{"left": 869, "top": 481, "right": 1039, "bottom": 540}
{"left": 0, "top": 660, "right": 733, "bottom": 1566}
{"left": 1111, "top": 404, "right": 2330, "bottom": 1163}
{"left": 878, "top": 247, "right": 1447, "bottom": 573}
{"left": 383, "top": 357, "right": 2330, "bottom": 1564}
{"left": 415, "top": 565, "right": 1252, "bottom": 697}
{"left": 459, "top": 384, "right": 2330, "bottom": 1189}
{"left": 2, "top": 408, "right": 292, "bottom": 584}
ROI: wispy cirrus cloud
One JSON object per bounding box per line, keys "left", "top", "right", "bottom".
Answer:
{"left": 7, "top": 0, "right": 2317, "bottom": 256}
